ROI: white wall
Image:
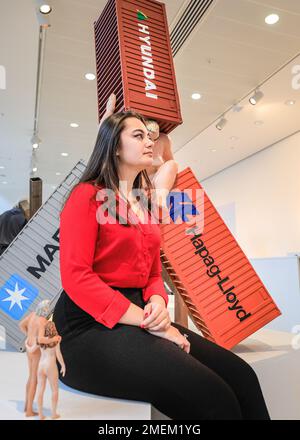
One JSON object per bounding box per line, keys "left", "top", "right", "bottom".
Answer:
{"left": 0, "top": 194, "right": 12, "bottom": 214}
{"left": 197, "top": 131, "right": 300, "bottom": 258}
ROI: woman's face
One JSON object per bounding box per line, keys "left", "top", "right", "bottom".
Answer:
{"left": 117, "top": 117, "right": 154, "bottom": 170}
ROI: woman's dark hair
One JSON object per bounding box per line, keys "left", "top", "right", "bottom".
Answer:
{"left": 60, "top": 110, "right": 154, "bottom": 227}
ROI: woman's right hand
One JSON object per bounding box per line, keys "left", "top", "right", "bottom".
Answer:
{"left": 145, "top": 325, "right": 190, "bottom": 354}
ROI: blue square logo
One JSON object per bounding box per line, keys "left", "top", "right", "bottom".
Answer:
{"left": 0, "top": 274, "right": 39, "bottom": 321}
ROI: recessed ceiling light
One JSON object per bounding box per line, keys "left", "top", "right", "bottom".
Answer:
{"left": 285, "top": 100, "right": 296, "bottom": 106}
{"left": 61, "top": 152, "right": 69, "bottom": 157}
{"left": 39, "top": 4, "right": 52, "bottom": 14}
{"left": 254, "top": 120, "right": 264, "bottom": 126}
{"left": 32, "top": 143, "right": 39, "bottom": 149}
{"left": 230, "top": 136, "right": 238, "bottom": 141}
{"left": 2, "top": 181, "right": 7, "bottom": 184}
{"left": 52, "top": 185, "right": 56, "bottom": 189}
{"left": 32, "top": 167, "right": 38, "bottom": 172}
{"left": 0, "top": 166, "right": 5, "bottom": 169}
{"left": 265, "top": 14, "right": 279, "bottom": 25}
{"left": 191, "top": 93, "right": 201, "bottom": 100}
{"left": 56, "top": 172, "right": 61, "bottom": 176}
{"left": 85, "top": 73, "right": 96, "bottom": 81}
{"left": 70, "top": 123, "right": 79, "bottom": 128}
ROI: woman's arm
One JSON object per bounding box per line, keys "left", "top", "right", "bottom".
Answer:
{"left": 118, "top": 302, "right": 145, "bottom": 326}
{"left": 161, "top": 134, "right": 174, "bottom": 162}
{"left": 142, "top": 245, "right": 169, "bottom": 308}
{"left": 60, "top": 183, "right": 132, "bottom": 329}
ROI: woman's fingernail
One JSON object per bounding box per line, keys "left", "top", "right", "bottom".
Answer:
{"left": 140, "top": 324, "right": 144, "bottom": 328}
{"left": 145, "top": 313, "right": 149, "bottom": 317}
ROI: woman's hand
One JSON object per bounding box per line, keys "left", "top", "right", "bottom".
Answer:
{"left": 146, "top": 325, "right": 191, "bottom": 354}
{"left": 140, "top": 302, "right": 171, "bottom": 332}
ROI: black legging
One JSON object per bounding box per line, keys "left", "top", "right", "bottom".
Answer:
{"left": 53, "top": 287, "right": 271, "bottom": 420}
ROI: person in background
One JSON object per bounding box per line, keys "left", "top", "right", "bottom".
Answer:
{"left": 0, "top": 198, "right": 30, "bottom": 255}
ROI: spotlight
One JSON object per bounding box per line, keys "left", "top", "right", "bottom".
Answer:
{"left": 31, "top": 134, "right": 41, "bottom": 148}
{"left": 249, "top": 89, "right": 264, "bottom": 105}
{"left": 39, "top": 4, "right": 52, "bottom": 14}
{"left": 216, "top": 117, "right": 227, "bottom": 130}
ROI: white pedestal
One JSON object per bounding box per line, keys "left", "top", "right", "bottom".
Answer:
{"left": 0, "top": 295, "right": 298, "bottom": 420}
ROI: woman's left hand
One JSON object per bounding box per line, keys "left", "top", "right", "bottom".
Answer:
{"left": 140, "top": 302, "right": 172, "bottom": 332}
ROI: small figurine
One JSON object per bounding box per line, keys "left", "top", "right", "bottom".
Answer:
{"left": 19, "top": 300, "right": 61, "bottom": 417}
{"left": 37, "top": 320, "right": 66, "bottom": 420}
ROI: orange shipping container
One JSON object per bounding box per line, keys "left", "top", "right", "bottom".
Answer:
{"left": 160, "top": 168, "right": 281, "bottom": 349}
{"left": 94, "top": 0, "right": 182, "bottom": 134}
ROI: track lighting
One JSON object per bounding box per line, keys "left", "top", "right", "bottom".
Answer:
{"left": 31, "top": 134, "right": 41, "bottom": 149}
{"left": 249, "top": 89, "right": 264, "bottom": 105}
{"left": 216, "top": 117, "right": 227, "bottom": 131}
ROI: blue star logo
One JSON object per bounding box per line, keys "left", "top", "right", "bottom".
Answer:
{"left": 0, "top": 274, "right": 39, "bottom": 320}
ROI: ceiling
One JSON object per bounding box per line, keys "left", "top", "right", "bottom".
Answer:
{"left": 1, "top": 0, "right": 300, "bottom": 209}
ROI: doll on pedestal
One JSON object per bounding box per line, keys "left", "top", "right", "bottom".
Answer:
{"left": 37, "top": 320, "right": 66, "bottom": 420}
{"left": 19, "top": 300, "right": 62, "bottom": 417}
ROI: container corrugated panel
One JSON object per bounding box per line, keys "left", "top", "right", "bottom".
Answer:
{"left": 159, "top": 167, "right": 281, "bottom": 349}
{"left": 94, "top": 0, "right": 182, "bottom": 134}
{"left": 0, "top": 160, "right": 86, "bottom": 351}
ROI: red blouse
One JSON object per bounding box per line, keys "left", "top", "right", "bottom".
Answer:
{"left": 59, "top": 182, "right": 169, "bottom": 329}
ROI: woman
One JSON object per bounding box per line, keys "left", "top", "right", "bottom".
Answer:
{"left": 53, "top": 110, "right": 271, "bottom": 420}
